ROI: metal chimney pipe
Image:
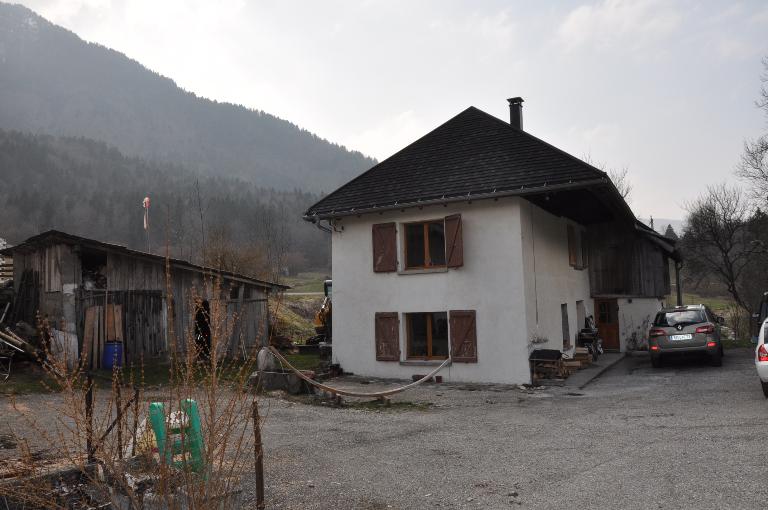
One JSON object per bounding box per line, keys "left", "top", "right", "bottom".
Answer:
{"left": 507, "top": 97, "right": 524, "bottom": 130}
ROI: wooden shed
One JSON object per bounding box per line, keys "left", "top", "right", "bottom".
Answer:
{"left": 0, "top": 230, "right": 287, "bottom": 366}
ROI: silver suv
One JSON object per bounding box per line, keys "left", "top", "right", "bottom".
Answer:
{"left": 648, "top": 305, "right": 724, "bottom": 368}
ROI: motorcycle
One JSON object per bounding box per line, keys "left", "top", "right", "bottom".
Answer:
{"left": 576, "top": 315, "right": 603, "bottom": 361}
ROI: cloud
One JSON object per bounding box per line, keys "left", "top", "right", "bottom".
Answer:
{"left": 558, "top": 0, "right": 681, "bottom": 51}
{"left": 751, "top": 5, "right": 768, "bottom": 25}
{"left": 343, "top": 110, "right": 428, "bottom": 161}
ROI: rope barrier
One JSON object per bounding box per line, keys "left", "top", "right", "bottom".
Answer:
{"left": 267, "top": 346, "right": 451, "bottom": 399}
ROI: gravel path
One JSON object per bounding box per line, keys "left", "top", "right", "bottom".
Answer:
{"left": 2, "top": 348, "right": 765, "bottom": 509}
{"left": 247, "top": 348, "right": 767, "bottom": 509}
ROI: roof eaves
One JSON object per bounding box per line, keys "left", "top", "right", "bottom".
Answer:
{"left": 304, "top": 177, "right": 610, "bottom": 220}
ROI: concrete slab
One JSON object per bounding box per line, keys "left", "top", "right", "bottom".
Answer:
{"left": 564, "top": 351, "right": 626, "bottom": 389}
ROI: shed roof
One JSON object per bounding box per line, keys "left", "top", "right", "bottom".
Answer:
{"left": 0, "top": 230, "right": 289, "bottom": 291}
{"left": 304, "top": 106, "right": 630, "bottom": 222}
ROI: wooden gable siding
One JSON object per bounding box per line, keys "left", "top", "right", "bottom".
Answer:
{"left": 106, "top": 253, "right": 165, "bottom": 291}
{"left": 587, "top": 223, "right": 670, "bottom": 298}
{"left": 12, "top": 244, "right": 78, "bottom": 293}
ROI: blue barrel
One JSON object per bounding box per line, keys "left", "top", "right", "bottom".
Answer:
{"left": 103, "top": 342, "right": 123, "bottom": 370}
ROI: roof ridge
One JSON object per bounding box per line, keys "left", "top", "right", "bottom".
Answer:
{"left": 468, "top": 107, "right": 609, "bottom": 181}
{"left": 304, "top": 107, "right": 480, "bottom": 217}
{"left": 304, "top": 105, "right": 634, "bottom": 221}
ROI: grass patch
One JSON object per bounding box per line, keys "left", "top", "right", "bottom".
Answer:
{"left": 282, "top": 272, "right": 329, "bottom": 293}
{"left": 667, "top": 293, "right": 735, "bottom": 314}
{"left": 0, "top": 363, "right": 60, "bottom": 395}
{"left": 272, "top": 299, "right": 317, "bottom": 342}
{"left": 722, "top": 337, "right": 755, "bottom": 349}
{"left": 282, "top": 353, "right": 322, "bottom": 371}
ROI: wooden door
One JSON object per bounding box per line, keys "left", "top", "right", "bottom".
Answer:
{"left": 595, "top": 298, "right": 620, "bottom": 351}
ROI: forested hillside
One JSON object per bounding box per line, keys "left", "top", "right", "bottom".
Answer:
{"left": 0, "top": 2, "right": 375, "bottom": 191}
{"left": 0, "top": 130, "right": 330, "bottom": 278}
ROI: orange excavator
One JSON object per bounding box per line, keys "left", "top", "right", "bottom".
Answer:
{"left": 308, "top": 280, "right": 332, "bottom": 345}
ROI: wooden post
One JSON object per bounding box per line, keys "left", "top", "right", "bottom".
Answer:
{"left": 252, "top": 400, "right": 265, "bottom": 510}
{"left": 131, "top": 387, "right": 140, "bottom": 457}
{"left": 85, "top": 373, "right": 94, "bottom": 463}
{"left": 115, "top": 378, "right": 123, "bottom": 459}
{"left": 675, "top": 261, "right": 683, "bottom": 306}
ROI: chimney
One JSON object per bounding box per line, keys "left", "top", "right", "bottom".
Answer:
{"left": 507, "top": 97, "right": 524, "bottom": 130}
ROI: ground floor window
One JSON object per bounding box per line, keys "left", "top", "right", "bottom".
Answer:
{"left": 406, "top": 312, "right": 449, "bottom": 359}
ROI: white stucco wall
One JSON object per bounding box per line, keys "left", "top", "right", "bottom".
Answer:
{"left": 520, "top": 202, "right": 593, "bottom": 357}
{"left": 330, "top": 197, "right": 594, "bottom": 384}
{"left": 331, "top": 199, "right": 531, "bottom": 384}
{"left": 617, "top": 298, "right": 663, "bottom": 351}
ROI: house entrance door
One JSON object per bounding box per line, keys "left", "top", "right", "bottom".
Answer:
{"left": 595, "top": 298, "right": 620, "bottom": 351}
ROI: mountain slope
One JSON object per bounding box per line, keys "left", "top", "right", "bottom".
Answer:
{"left": 0, "top": 2, "right": 375, "bottom": 191}
{"left": 0, "top": 129, "right": 331, "bottom": 272}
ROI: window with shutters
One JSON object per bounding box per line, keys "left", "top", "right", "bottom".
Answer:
{"left": 567, "top": 224, "right": 587, "bottom": 270}
{"left": 375, "top": 312, "right": 400, "bottom": 361}
{"left": 561, "top": 303, "right": 571, "bottom": 349}
{"left": 449, "top": 310, "right": 477, "bottom": 363}
{"left": 372, "top": 223, "right": 398, "bottom": 273}
{"left": 404, "top": 221, "right": 446, "bottom": 269}
{"left": 401, "top": 214, "right": 463, "bottom": 270}
{"left": 406, "top": 312, "right": 449, "bottom": 359}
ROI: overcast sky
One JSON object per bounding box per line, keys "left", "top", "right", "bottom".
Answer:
{"left": 16, "top": 0, "right": 768, "bottom": 220}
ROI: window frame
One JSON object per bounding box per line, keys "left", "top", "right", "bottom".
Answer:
{"left": 567, "top": 224, "right": 588, "bottom": 270}
{"left": 405, "top": 311, "right": 449, "bottom": 360}
{"left": 402, "top": 219, "right": 447, "bottom": 270}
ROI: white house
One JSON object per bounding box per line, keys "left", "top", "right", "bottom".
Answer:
{"left": 304, "top": 98, "right": 680, "bottom": 384}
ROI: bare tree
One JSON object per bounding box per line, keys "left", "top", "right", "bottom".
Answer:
{"left": 582, "top": 154, "right": 632, "bottom": 200}
{"left": 607, "top": 167, "right": 632, "bottom": 200}
{"left": 681, "top": 185, "right": 762, "bottom": 312}
{"left": 737, "top": 57, "right": 768, "bottom": 198}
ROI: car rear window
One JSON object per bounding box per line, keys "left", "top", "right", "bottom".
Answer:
{"left": 654, "top": 310, "right": 706, "bottom": 327}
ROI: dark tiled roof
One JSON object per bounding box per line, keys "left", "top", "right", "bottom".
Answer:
{"left": 305, "top": 106, "right": 611, "bottom": 218}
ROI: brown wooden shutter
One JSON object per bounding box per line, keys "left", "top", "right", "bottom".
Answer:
{"left": 372, "top": 222, "right": 397, "bottom": 272}
{"left": 375, "top": 312, "right": 400, "bottom": 361}
{"left": 444, "top": 214, "right": 463, "bottom": 268}
{"left": 567, "top": 225, "right": 577, "bottom": 267}
{"left": 449, "top": 310, "right": 477, "bottom": 363}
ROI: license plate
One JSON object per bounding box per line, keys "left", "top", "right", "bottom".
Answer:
{"left": 669, "top": 334, "right": 692, "bottom": 341}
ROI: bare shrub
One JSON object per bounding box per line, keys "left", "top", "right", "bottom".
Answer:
{"left": 1, "top": 265, "right": 273, "bottom": 509}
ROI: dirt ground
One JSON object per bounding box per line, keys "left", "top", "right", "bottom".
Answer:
{"left": 2, "top": 348, "right": 767, "bottom": 509}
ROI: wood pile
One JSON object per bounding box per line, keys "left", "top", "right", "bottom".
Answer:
{"left": 531, "top": 347, "right": 593, "bottom": 382}
{"left": 570, "top": 347, "right": 592, "bottom": 368}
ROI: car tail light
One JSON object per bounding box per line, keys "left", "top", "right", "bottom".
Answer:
{"left": 650, "top": 345, "right": 659, "bottom": 351}
{"left": 706, "top": 341, "right": 717, "bottom": 347}
{"left": 759, "top": 344, "right": 768, "bottom": 362}
{"left": 649, "top": 328, "right": 665, "bottom": 338}
{"left": 696, "top": 324, "right": 715, "bottom": 334}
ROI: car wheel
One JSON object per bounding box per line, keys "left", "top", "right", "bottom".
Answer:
{"left": 651, "top": 355, "right": 662, "bottom": 368}
{"left": 762, "top": 381, "right": 768, "bottom": 399}
{"left": 710, "top": 351, "right": 722, "bottom": 367}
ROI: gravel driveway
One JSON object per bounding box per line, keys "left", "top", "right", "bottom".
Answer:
{"left": 251, "top": 348, "right": 767, "bottom": 509}
{"left": 2, "top": 348, "right": 765, "bottom": 509}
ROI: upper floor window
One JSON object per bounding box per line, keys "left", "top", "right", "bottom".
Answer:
{"left": 405, "top": 221, "right": 446, "bottom": 269}
{"left": 567, "top": 225, "right": 588, "bottom": 270}
{"left": 372, "top": 214, "right": 463, "bottom": 273}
